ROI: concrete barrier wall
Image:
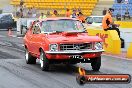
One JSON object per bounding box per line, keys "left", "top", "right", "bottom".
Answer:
{"left": 87, "top": 29, "right": 121, "bottom": 54}
{"left": 114, "top": 21, "right": 132, "bottom": 28}
{"left": 120, "top": 30, "right": 132, "bottom": 50}
{"left": 127, "top": 43, "right": 132, "bottom": 58}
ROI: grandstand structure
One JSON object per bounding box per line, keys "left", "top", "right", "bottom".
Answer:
{"left": 10, "top": 0, "right": 98, "bottom": 16}
{"left": 112, "top": 0, "right": 132, "bottom": 16}
{"left": 92, "top": 0, "right": 114, "bottom": 16}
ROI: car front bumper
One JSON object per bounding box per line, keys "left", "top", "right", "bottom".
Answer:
{"left": 45, "top": 49, "right": 104, "bottom": 54}
{"left": 45, "top": 49, "right": 104, "bottom": 60}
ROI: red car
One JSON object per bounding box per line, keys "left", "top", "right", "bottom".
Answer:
{"left": 24, "top": 17, "right": 104, "bottom": 71}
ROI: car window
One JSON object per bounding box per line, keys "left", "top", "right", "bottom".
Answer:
{"left": 41, "top": 20, "right": 85, "bottom": 33}
{"left": 0, "top": 14, "right": 13, "bottom": 23}
{"left": 86, "top": 17, "right": 93, "bottom": 24}
{"left": 93, "top": 17, "right": 103, "bottom": 23}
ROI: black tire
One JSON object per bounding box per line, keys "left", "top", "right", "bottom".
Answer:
{"left": 25, "top": 48, "right": 36, "bottom": 64}
{"left": 91, "top": 56, "right": 101, "bottom": 71}
{"left": 40, "top": 50, "right": 49, "bottom": 71}
{"left": 76, "top": 75, "right": 86, "bottom": 85}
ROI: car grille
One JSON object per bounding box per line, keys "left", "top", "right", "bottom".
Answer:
{"left": 60, "top": 43, "right": 92, "bottom": 51}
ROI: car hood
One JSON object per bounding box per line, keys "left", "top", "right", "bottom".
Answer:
{"left": 45, "top": 32, "right": 102, "bottom": 43}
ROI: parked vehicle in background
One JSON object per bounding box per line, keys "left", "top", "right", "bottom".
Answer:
{"left": 85, "top": 16, "right": 104, "bottom": 29}
{"left": 24, "top": 17, "right": 104, "bottom": 71}
{"left": 0, "top": 13, "right": 16, "bottom": 30}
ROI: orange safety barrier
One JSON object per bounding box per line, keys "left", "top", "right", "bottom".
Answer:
{"left": 8, "top": 28, "right": 12, "bottom": 37}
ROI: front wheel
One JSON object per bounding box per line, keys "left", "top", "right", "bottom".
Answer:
{"left": 25, "top": 48, "right": 36, "bottom": 64}
{"left": 40, "top": 50, "right": 49, "bottom": 71}
{"left": 90, "top": 56, "right": 101, "bottom": 71}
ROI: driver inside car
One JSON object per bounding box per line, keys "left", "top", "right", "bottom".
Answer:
{"left": 34, "top": 23, "right": 41, "bottom": 34}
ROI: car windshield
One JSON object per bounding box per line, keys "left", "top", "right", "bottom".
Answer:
{"left": 41, "top": 19, "right": 85, "bottom": 33}
{"left": 93, "top": 17, "right": 103, "bottom": 23}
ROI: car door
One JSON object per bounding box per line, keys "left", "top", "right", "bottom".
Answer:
{"left": 29, "top": 22, "right": 41, "bottom": 56}
{"left": 27, "top": 23, "right": 36, "bottom": 54}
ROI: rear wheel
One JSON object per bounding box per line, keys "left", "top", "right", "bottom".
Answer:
{"left": 90, "top": 56, "right": 101, "bottom": 71}
{"left": 40, "top": 50, "right": 49, "bottom": 71}
{"left": 25, "top": 48, "right": 36, "bottom": 64}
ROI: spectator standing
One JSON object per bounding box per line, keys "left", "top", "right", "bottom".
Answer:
{"left": 39, "top": 13, "right": 47, "bottom": 20}
{"left": 52, "top": 10, "right": 58, "bottom": 17}
{"left": 20, "top": 5, "right": 23, "bottom": 18}
{"left": 65, "top": 8, "right": 71, "bottom": 17}
{"left": 77, "top": 7, "right": 81, "bottom": 16}
{"left": 23, "top": 5, "right": 27, "bottom": 18}
{"left": 16, "top": 5, "right": 23, "bottom": 18}
{"left": 102, "top": 8, "right": 107, "bottom": 15}
{"left": 16, "top": 5, "right": 20, "bottom": 17}
{"left": 77, "top": 12, "right": 85, "bottom": 23}
{"left": 27, "top": 8, "right": 32, "bottom": 18}
{"left": 47, "top": 11, "right": 51, "bottom": 17}
{"left": 32, "top": 6, "right": 37, "bottom": 18}
{"left": 78, "top": 7, "right": 81, "bottom": 13}
{"left": 20, "top": 0, "right": 24, "bottom": 6}
{"left": 71, "top": 9, "right": 77, "bottom": 18}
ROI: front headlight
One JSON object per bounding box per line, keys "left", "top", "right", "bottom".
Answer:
{"left": 95, "top": 42, "right": 103, "bottom": 50}
{"left": 49, "top": 44, "right": 58, "bottom": 51}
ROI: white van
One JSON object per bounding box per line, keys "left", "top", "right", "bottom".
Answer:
{"left": 85, "top": 16, "right": 104, "bottom": 29}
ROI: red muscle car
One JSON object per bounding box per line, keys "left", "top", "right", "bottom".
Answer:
{"left": 24, "top": 17, "right": 104, "bottom": 71}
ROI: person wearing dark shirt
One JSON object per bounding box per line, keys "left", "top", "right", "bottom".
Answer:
{"left": 77, "top": 12, "right": 85, "bottom": 23}
{"left": 71, "top": 9, "right": 77, "bottom": 18}
{"left": 102, "top": 8, "right": 107, "bottom": 15}
{"left": 20, "top": 0, "right": 24, "bottom": 6}
{"left": 124, "top": 9, "right": 130, "bottom": 20}
{"left": 116, "top": 12, "right": 121, "bottom": 21}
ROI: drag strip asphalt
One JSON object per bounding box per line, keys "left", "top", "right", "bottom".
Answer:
{"left": 0, "top": 31, "right": 131, "bottom": 88}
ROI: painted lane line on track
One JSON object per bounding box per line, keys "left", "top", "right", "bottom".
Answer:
{"left": 0, "top": 35, "right": 19, "bottom": 38}
{"left": 0, "top": 35, "right": 6, "bottom": 37}
{"left": 11, "top": 35, "right": 17, "bottom": 37}
{"left": 2, "top": 34, "right": 23, "bottom": 38}
{"left": 102, "top": 54, "right": 132, "bottom": 61}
